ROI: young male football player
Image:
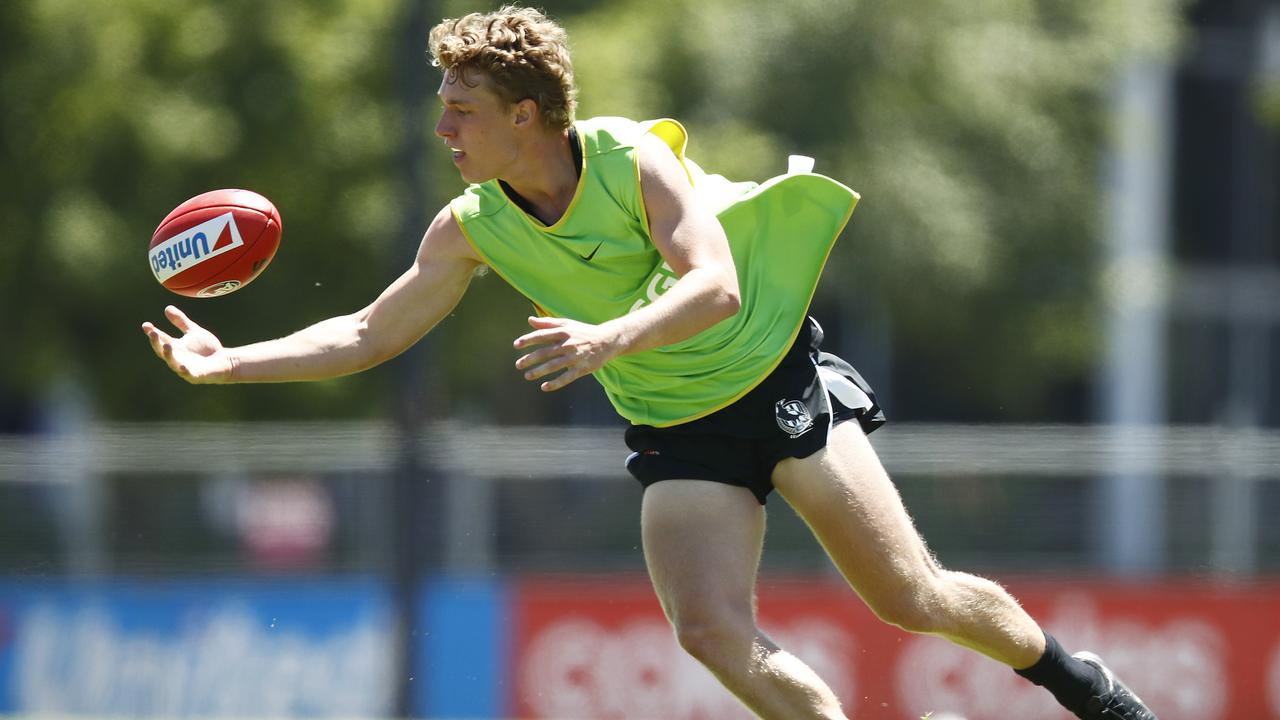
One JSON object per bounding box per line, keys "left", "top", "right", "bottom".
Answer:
{"left": 144, "top": 6, "right": 1157, "bottom": 719}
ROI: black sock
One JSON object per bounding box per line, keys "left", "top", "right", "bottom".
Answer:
{"left": 1014, "top": 633, "right": 1106, "bottom": 716}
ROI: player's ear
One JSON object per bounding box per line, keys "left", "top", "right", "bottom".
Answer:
{"left": 512, "top": 97, "right": 538, "bottom": 128}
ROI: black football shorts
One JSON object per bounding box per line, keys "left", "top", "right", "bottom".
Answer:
{"left": 624, "top": 317, "right": 885, "bottom": 504}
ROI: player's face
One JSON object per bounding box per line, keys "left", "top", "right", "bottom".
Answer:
{"left": 434, "top": 71, "right": 520, "bottom": 183}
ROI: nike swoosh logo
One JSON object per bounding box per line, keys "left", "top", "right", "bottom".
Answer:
{"left": 580, "top": 242, "right": 603, "bottom": 261}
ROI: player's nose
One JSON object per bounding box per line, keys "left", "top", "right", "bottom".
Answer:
{"left": 434, "top": 115, "right": 452, "bottom": 139}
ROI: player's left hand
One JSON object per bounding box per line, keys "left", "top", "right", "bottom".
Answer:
{"left": 514, "top": 316, "right": 619, "bottom": 392}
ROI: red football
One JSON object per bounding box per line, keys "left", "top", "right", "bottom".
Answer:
{"left": 149, "top": 189, "right": 282, "bottom": 298}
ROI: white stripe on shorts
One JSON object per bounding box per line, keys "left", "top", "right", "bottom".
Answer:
{"left": 817, "top": 365, "right": 873, "bottom": 413}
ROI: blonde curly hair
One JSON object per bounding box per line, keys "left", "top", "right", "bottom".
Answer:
{"left": 428, "top": 5, "right": 577, "bottom": 131}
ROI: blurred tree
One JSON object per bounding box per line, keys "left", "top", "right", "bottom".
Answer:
{"left": 0, "top": 0, "right": 413, "bottom": 421}
{"left": 569, "top": 0, "right": 1181, "bottom": 421}
{"left": 0, "top": 0, "right": 1181, "bottom": 424}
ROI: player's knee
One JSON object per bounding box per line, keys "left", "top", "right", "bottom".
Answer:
{"left": 671, "top": 612, "right": 755, "bottom": 667}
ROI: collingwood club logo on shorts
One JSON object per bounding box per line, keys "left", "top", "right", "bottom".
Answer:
{"left": 775, "top": 399, "right": 814, "bottom": 438}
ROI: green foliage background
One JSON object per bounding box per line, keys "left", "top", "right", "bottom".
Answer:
{"left": 0, "top": 0, "right": 1183, "bottom": 424}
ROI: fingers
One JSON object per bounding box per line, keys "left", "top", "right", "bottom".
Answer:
{"left": 539, "top": 366, "right": 586, "bottom": 392}
{"left": 520, "top": 351, "right": 575, "bottom": 381}
{"left": 514, "top": 340, "right": 583, "bottom": 388}
{"left": 166, "top": 305, "right": 194, "bottom": 333}
{"left": 142, "top": 323, "right": 174, "bottom": 357}
{"left": 519, "top": 354, "right": 583, "bottom": 390}
{"left": 142, "top": 322, "right": 193, "bottom": 379}
{"left": 514, "top": 316, "right": 597, "bottom": 391}
{"left": 514, "top": 326, "right": 569, "bottom": 350}
{"left": 526, "top": 315, "right": 565, "bottom": 329}
{"left": 515, "top": 342, "right": 564, "bottom": 372}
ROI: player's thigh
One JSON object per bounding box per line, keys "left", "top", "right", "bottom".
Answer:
{"left": 641, "top": 479, "right": 766, "bottom": 624}
{"left": 771, "top": 421, "right": 939, "bottom": 600}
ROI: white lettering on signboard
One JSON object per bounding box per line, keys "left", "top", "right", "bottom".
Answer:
{"left": 896, "top": 596, "right": 1228, "bottom": 720}
{"left": 519, "top": 617, "right": 856, "bottom": 719}
{"left": 1268, "top": 638, "right": 1280, "bottom": 716}
{"left": 13, "top": 603, "right": 393, "bottom": 717}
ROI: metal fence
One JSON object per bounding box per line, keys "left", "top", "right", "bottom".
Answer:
{"left": 2, "top": 421, "right": 1278, "bottom": 577}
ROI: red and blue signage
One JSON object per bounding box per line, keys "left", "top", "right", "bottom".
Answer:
{"left": 0, "top": 575, "right": 1276, "bottom": 718}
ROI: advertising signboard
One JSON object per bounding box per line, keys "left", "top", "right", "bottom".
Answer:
{"left": 0, "top": 578, "right": 393, "bottom": 717}
{"left": 509, "top": 576, "right": 1280, "bottom": 719}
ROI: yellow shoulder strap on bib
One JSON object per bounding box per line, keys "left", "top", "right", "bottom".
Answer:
{"left": 639, "top": 118, "right": 693, "bottom": 185}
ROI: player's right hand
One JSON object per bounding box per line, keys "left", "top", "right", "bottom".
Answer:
{"left": 141, "top": 305, "right": 234, "bottom": 384}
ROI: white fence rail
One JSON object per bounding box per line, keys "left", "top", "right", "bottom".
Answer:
{"left": 2, "top": 422, "right": 1277, "bottom": 575}
{"left": 4, "top": 421, "right": 1280, "bottom": 480}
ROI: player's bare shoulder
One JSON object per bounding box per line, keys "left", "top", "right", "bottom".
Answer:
{"left": 418, "top": 204, "right": 485, "bottom": 270}
{"left": 634, "top": 132, "right": 689, "bottom": 191}
{"left": 634, "top": 132, "right": 698, "bottom": 234}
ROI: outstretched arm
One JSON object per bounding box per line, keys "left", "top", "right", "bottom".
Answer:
{"left": 142, "top": 206, "right": 482, "bottom": 384}
{"left": 514, "top": 132, "right": 741, "bottom": 391}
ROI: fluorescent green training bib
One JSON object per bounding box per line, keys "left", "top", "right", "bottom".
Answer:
{"left": 450, "top": 117, "right": 858, "bottom": 426}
